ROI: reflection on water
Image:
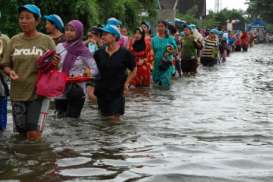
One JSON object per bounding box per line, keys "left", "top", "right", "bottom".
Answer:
{"left": 1, "top": 44, "right": 273, "bottom": 182}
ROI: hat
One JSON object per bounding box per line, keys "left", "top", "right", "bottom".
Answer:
{"left": 44, "top": 14, "right": 64, "bottom": 32}
{"left": 210, "top": 29, "right": 218, "bottom": 34}
{"left": 184, "top": 24, "right": 193, "bottom": 31}
{"left": 106, "top": 17, "right": 122, "bottom": 26}
{"left": 217, "top": 31, "right": 224, "bottom": 36}
{"left": 18, "top": 4, "right": 41, "bottom": 18}
{"left": 67, "top": 20, "right": 84, "bottom": 40}
{"left": 100, "top": 24, "right": 121, "bottom": 40}
{"left": 180, "top": 32, "right": 185, "bottom": 37}
{"left": 188, "top": 24, "right": 197, "bottom": 30}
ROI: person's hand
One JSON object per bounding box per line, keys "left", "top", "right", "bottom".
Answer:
{"left": 86, "top": 86, "right": 96, "bottom": 102}
{"left": 9, "top": 70, "right": 19, "bottom": 80}
{"left": 123, "top": 83, "right": 129, "bottom": 96}
{"left": 52, "top": 54, "right": 61, "bottom": 67}
{"left": 167, "top": 46, "right": 174, "bottom": 53}
{"left": 83, "top": 67, "right": 91, "bottom": 77}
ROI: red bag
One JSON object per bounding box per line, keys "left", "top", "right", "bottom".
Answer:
{"left": 36, "top": 70, "right": 68, "bottom": 98}
{"left": 37, "top": 49, "right": 56, "bottom": 73}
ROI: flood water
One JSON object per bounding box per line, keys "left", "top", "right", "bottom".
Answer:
{"left": 1, "top": 44, "right": 273, "bottom": 182}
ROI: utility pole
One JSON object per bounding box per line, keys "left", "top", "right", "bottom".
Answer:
{"left": 215, "top": 0, "right": 222, "bottom": 13}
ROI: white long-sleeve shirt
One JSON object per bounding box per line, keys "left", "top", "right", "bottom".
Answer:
{"left": 55, "top": 43, "right": 99, "bottom": 98}
{"left": 56, "top": 43, "right": 98, "bottom": 77}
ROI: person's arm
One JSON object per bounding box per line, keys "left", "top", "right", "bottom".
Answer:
{"left": 86, "top": 51, "right": 99, "bottom": 101}
{"left": 3, "top": 67, "right": 18, "bottom": 80}
{"left": 1, "top": 38, "right": 19, "bottom": 80}
{"left": 124, "top": 67, "right": 137, "bottom": 95}
{"left": 172, "top": 38, "right": 178, "bottom": 51}
{"left": 47, "top": 38, "right": 60, "bottom": 67}
{"left": 124, "top": 50, "right": 137, "bottom": 95}
{"left": 145, "top": 39, "right": 154, "bottom": 65}
{"left": 85, "top": 56, "right": 99, "bottom": 77}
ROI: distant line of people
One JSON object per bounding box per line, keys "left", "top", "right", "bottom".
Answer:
{"left": 0, "top": 4, "right": 256, "bottom": 141}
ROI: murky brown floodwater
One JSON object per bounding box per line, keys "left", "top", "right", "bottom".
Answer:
{"left": 1, "top": 44, "right": 273, "bottom": 182}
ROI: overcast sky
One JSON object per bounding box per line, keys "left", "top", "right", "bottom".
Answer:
{"left": 206, "top": 0, "right": 248, "bottom": 11}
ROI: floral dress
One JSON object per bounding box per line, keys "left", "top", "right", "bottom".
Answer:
{"left": 152, "top": 35, "right": 177, "bottom": 87}
{"left": 129, "top": 38, "right": 154, "bottom": 87}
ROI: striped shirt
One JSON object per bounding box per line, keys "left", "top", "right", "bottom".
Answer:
{"left": 201, "top": 38, "right": 218, "bottom": 58}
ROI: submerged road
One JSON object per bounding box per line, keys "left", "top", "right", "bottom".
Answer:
{"left": 1, "top": 44, "right": 273, "bottom": 182}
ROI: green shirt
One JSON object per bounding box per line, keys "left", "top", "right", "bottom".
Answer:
{"left": 2, "top": 33, "right": 55, "bottom": 101}
{"left": 182, "top": 35, "right": 197, "bottom": 60}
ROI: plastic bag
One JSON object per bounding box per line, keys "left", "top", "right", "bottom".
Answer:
{"left": 36, "top": 70, "right": 67, "bottom": 97}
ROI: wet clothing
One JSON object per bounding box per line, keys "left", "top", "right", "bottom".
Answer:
{"left": 2, "top": 33, "right": 55, "bottom": 101}
{"left": 201, "top": 38, "right": 218, "bottom": 59}
{"left": 129, "top": 38, "right": 154, "bottom": 87}
{"left": 241, "top": 33, "right": 249, "bottom": 52}
{"left": 181, "top": 35, "right": 199, "bottom": 74}
{"left": 94, "top": 47, "right": 136, "bottom": 116}
{"left": 152, "top": 35, "right": 177, "bottom": 87}
{"left": 181, "top": 59, "right": 198, "bottom": 73}
{"left": 201, "top": 57, "right": 218, "bottom": 67}
{"left": 219, "top": 38, "right": 228, "bottom": 61}
{"left": 54, "top": 20, "right": 98, "bottom": 118}
{"left": 201, "top": 37, "right": 218, "bottom": 67}
{"left": 182, "top": 35, "right": 198, "bottom": 60}
{"left": 97, "top": 95, "right": 125, "bottom": 116}
{"left": 235, "top": 38, "right": 241, "bottom": 52}
{"left": 55, "top": 42, "right": 98, "bottom": 118}
{"left": 54, "top": 97, "right": 85, "bottom": 118}
{"left": 12, "top": 98, "right": 43, "bottom": 133}
{"left": 1, "top": 32, "right": 55, "bottom": 133}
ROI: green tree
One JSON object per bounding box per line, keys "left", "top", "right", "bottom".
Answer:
{"left": 0, "top": 0, "right": 158, "bottom": 36}
{"left": 203, "top": 9, "right": 247, "bottom": 30}
{"left": 247, "top": 0, "right": 273, "bottom": 23}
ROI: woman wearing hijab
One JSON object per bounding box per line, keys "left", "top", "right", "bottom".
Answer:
{"left": 141, "top": 21, "right": 153, "bottom": 44}
{"left": 129, "top": 27, "right": 154, "bottom": 87}
{"left": 55, "top": 20, "right": 98, "bottom": 118}
{"left": 152, "top": 20, "right": 177, "bottom": 88}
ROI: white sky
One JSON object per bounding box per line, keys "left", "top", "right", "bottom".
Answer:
{"left": 207, "top": 0, "right": 248, "bottom": 11}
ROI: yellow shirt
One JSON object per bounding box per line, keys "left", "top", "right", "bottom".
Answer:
{"left": 2, "top": 33, "right": 55, "bottom": 101}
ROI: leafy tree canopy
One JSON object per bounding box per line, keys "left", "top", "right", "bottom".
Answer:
{"left": 0, "top": 0, "right": 158, "bottom": 36}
